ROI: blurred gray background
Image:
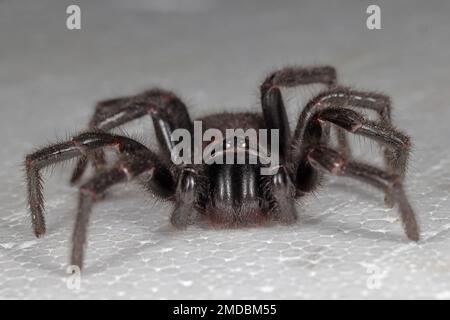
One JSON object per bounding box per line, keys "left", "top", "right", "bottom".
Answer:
{"left": 1, "top": 0, "right": 449, "bottom": 299}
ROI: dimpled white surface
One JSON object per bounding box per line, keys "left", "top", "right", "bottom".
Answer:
{"left": 1, "top": 0, "right": 450, "bottom": 299}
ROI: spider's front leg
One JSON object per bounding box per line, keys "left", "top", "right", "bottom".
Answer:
{"left": 305, "top": 145, "right": 419, "bottom": 241}
{"left": 259, "top": 66, "right": 337, "bottom": 221}
{"left": 322, "top": 88, "right": 391, "bottom": 158}
{"left": 260, "top": 65, "right": 337, "bottom": 159}
{"left": 296, "top": 88, "right": 399, "bottom": 173}
{"left": 289, "top": 100, "right": 418, "bottom": 240}
{"left": 317, "top": 107, "right": 410, "bottom": 209}
{"left": 70, "top": 96, "right": 135, "bottom": 182}
{"left": 71, "top": 88, "right": 193, "bottom": 184}
{"left": 24, "top": 132, "right": 171, "bottom": 237}
{"left": 292, "top": 105, "right": 410, "bottom": 207}
{"left": 72, "top": 152, "right": 175, "bottom": 269}
{"left": 319, "top": 107, "right": 410, "bottom": 177}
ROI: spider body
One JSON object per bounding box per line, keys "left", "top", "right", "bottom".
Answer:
{"left": 24, "top": 66, "right": 420, "bottom": 269}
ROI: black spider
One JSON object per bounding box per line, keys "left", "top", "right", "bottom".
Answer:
{"left": 25, "top": 66, "right": 419, "bottom": 270}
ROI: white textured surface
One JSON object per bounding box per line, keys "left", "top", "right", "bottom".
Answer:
{"left": 1, "top": 0, "right": 450, "bottom": 299}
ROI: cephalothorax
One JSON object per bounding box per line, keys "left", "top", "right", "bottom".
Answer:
{"left": 25, "top": 66, "right": 419, "bottom": 269}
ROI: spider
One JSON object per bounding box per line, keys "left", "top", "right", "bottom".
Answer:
{"left": 25, "top": 66, "right": 419, "bottom": 270}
